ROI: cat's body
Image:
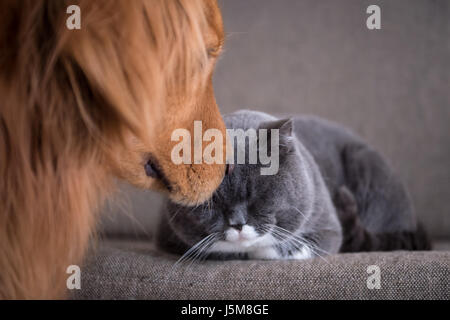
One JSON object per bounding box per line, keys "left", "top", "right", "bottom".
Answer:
{"left": 157, "top": 110, "right": 429, "bottom": 261}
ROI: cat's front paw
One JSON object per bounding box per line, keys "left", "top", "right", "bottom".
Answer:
{"left": 286, "top": 246, "right": 313, "bottom": 260}
{"left": 248, "top": 247, "right": 281, "bottom": 260}
{"left": 249, "top": 246, "right": 312, "bottom": 260}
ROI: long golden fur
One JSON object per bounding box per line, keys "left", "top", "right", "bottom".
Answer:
{"left": 0, "top": 0, "right": 226, "bottom": 299}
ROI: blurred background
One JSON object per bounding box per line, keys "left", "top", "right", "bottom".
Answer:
{"left": 101, "top": 0, "right": 450, "bottom": 241}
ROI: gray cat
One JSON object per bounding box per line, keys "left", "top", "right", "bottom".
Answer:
{"left": 156, "top": 110, "right": 430, "bottom": 261}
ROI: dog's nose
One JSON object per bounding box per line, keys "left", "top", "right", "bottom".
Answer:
{"left": 144, "top": 157, "right": 172, "bottom": 191}
{"left": 144, "top": 160, "right": 159, "bottom": 178}
{"left": 230, "top": 223, "right": 243, "bottom": 231}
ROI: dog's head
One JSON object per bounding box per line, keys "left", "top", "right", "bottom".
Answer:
{"left": 3, "top": 0, "right": 227, "bottom": 206}
{"left": 98, "top": 0, "right": 228, "bottom": 205}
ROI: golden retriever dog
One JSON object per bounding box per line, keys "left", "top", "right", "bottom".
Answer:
{"left": 0, "top": 0, "right": 226, "bottom": 299}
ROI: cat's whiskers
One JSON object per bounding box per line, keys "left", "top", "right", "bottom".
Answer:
{"left": 169, "top": 203, "right": 201, "bottom": 224}
{"left": 185, "top": 235, "right": 218, "bottom": 268}
{"left": 291, "top": 207, "right": 316, "bottom": 230}
{"left": 165, "top": 234, "right": 217, "bottom": 281}
{"left": 207, "top": 197, "right": 214, "bottom": 214}
{"left": 209, "top": 221, "right": 220, "bottom": 232}
{"left": 263, "top": 224, "right": 330, "bottom": 263}
{"left": 269, "top": 225, "right": 330, "bottom": 258}
{"left": 179, "top": 234, "right": 215, "bottom": 264}
{"left": 187, "top": 234, "right": 216, "bottom": 261}
{"left": 173, "top": 233, "right": 218, "bottom": 268}
{"left": 268, "top": 222, "right": 332, "bottom": 257}
{"left": 168, "top": 206, "right": 183, "bottom": 224}
{"left": 260, "top": 224, "right": 308, "bottom": 256}
{"left": 272, "top": 231, "right": 324, "bottom": 261}
{"left": 291, "top": 206, "right": 307, "bottom": 220}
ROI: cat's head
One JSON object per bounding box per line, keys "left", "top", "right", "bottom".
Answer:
{"left": 165, "top": 118, "right": 309, "bottom": 254}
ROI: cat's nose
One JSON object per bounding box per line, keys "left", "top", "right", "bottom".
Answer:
{"left": 228, "top": 206, "right": 247, "bottom": 229}
{"left": 229, "top": 223, "right": 243, "bottom": 231}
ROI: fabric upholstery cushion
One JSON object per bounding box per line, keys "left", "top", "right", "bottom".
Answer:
{"left": 72, "top": 240, "right": 450, "bottom": 300}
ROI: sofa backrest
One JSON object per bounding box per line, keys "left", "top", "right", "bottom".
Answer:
{"left": 101, "top": 0, "right": 450, "bottom": 239}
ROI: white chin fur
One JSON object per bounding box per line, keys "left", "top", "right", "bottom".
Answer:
{"left": 208, "top": 225, "right": 276, "bottom": 253}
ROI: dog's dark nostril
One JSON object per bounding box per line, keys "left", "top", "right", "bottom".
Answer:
{"left": 144, "top": 158, "right": 172, "bottom": 192}
{"left": 230, "top": 223, "right": 243, "bottom": 231}
{"left": 226, "top": 163, "right": 235, "bottom": 175}
{"left": 144, "top": 160, "right": 160, "bottom": 179}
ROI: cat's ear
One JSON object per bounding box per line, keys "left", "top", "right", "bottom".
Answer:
{"left": 278, "top": 119, "right": 293, "bottom": 137}
{"left": 259, "top": 118, "right": 295, "bottom": 150}
{"left": 259, "top": 118, "right": 294, "bottom": 135}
